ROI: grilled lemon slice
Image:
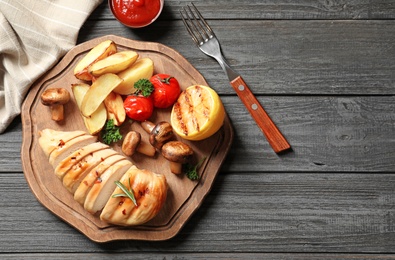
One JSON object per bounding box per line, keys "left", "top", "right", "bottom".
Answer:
{"left": 170, "top": 85, "right": 225, "bottom": 141}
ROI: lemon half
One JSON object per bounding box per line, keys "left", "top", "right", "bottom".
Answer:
{"left": 170, "top": 85, "right": 225, "bottom": 141}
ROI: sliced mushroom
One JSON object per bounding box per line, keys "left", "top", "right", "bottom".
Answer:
{"left": 161, "top": 141, "right": 194, "bottom": 174}
{"left": 141, "top": 121, "right": 174, "bottom": 151}
{"left": 122, "top": 131, "right": 156, "bottom": 157}
{"left": 41, "top": 88, "right": 70, "bottom": 121}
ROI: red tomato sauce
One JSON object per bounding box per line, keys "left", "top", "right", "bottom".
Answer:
{"left": 111, "top": 0, "right": 162, "bottom": 27}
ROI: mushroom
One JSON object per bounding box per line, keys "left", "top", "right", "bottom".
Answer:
{"left": 40, "top": 88, "right": 70, "bottom": 121}
{"left": 122, "top": 131, "right": 156, "bottom": 157}
{"left": 161, "top": 141, "right": 194, "bottom": 174}
{"left": 141, "top": 121, "right": 174, "bottom": 151}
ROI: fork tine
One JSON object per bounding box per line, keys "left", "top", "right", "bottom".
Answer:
{"left": 180, "top": 8, "right": 200, "bottom": 45}
{"left": 185, "top": 4, "right": 209, "bottom": 42}
{"left": 190, "top": 3, "right": 215, "bottom": 38}
{"left": 180, "top": 3, "right": 215, "bottom": 46}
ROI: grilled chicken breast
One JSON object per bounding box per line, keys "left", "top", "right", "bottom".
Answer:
{"left": 62, "top": 148, "right": 118, "bottom": 193}
{"left": 38, "top": 129, "right": 86, "bottom": 157}
{"left": 49, "top": 135, "right": 97, "bottom": 167}
{"left": 38, "top": 128, "right": 168, "bottom": 226}
{"left": 74, "top": 154, "right": 126, "bottom": 205}
{"left": 84, "top": 159, "right": 133, "bottom": 214}
{"left": 54, "top": 142, "right": 109, "bottom": 179}
{"left": 100, "top": 165, "right": 167, "bottom": 226}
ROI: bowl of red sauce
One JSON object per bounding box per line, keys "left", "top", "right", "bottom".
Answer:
{"left": 109, "top": 0, "right": 164, "bottom": 28}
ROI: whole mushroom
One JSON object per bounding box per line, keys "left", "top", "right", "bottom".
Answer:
{"left": 122, "top": 131, "right": 156, "bottom": 157}
{"left": 40, "top": 88, "right": 70, "bottom": 121}
{"left": 161, "top": 141, "right": 194, "bottom": 174}
{"left": 141, "top": 121, "right": 174, "bottom": 151}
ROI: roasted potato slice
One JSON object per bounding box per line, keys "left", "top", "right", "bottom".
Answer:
{"left": 104, "top": 91, "right": 126, "bottom": 126}
{"left": 72, "top": 83, "right": 107, "bottom": 135}
{"left": 113, "top": 57, "right": 154, "bottom": 95}
{"left": 88, "top": 51, "right": 139, "bottom": 77}
{"left": 74, "top": 40, "right": 117, "bottom": 81}
{"left": 80, "top": 73, "right": 123, "bottom": 117}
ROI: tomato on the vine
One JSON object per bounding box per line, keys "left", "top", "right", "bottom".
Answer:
{"left": 150, "top": 74, "right": 181, "bottom": 108}
{"left": 124, "top": 95, "right": 154, "bottom": 121}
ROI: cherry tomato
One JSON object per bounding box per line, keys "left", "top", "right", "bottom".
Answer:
{"left": 150, "top": 74, "right": 181, "bottom": 108}
{"left": 124, "top": 95, "right": 154, "bottom": 121}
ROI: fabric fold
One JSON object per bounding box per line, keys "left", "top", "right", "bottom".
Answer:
{"left": 0, "top": 0, "right": 103, "bottom": 133}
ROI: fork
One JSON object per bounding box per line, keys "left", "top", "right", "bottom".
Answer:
{"left": 180, "top": 3, "right": 291, "bottom": 153}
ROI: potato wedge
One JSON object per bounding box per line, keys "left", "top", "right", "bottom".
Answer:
{"left": 72, "top": 83, "right": 107, "bottom": 135}
{"left": 80, "top": 73, "right": 123, "bottom": 117}
{"left": 88, "top": 51, "right": 139, "bottom": 77}
{"left": 104, "top": 92, "right": 126, "bottom": 126}
{"left": 74, "top": 40, "right": 117, "bottom": 81}
{"left": 113, "top": 57, "right": 154, "bottom": 95}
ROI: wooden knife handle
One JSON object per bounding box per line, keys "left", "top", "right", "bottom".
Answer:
{"left": 230, "top": 76, "right": 291, "bottom": 153}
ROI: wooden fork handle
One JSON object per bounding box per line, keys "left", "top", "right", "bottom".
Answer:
{"left": 230, "top": 76, "right": 291, "bottom": 153}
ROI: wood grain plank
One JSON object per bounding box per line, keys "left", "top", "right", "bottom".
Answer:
{"left": 225, "top": 95, "right": 395, "bottom": 172}
{"left": 95, "top": 0, "right": 395, "bottom": 20}
{"left": 78, "top": 20, "right": 395, "bottom": 95}
{"left": 1, "top": 253, "right": 395, "bottom": 259}
{"left": 2, "top": 172, "right": 395, "bottom": 252}
{"left": 0, "top": 117, "right": 22, "bottom": 172}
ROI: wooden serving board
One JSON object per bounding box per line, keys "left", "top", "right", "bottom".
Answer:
{"left": 20, "top": 35, "right": 233, "bottom": 242}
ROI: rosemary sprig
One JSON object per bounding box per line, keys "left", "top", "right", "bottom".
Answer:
{"left": 112, "top": 178, "right": 137, "bottom": 207}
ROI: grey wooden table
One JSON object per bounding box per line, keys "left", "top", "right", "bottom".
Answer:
{"left": 1, "top": 0, "right": 395, "bottom": 259}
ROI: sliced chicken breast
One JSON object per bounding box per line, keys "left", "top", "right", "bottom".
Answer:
{"left": 74, "top": 154, "right": 127, "bottom": 205}
{"left": 38, "top": 128, "right": 169, "bottom": 227}
{"left": 48, "top": 135, "right": 97, "bottom": 168}
{"left": 62, "top": 148, "right": 119, "bottom": 193}
{"left": 38, "top": 129, "right": 86, "bottom": 157}
{"left": 55, "top": 142, "right": 109, "bottom": 179}
{"left": 100, "top": 166, "right": 167, "bottom": 226}
{"left": 84, "top": 160, "right": 133, "bottom": 214}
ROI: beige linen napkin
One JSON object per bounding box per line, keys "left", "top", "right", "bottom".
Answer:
{"left": 0, "top": 0, "right": 103, "bottom": 133}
